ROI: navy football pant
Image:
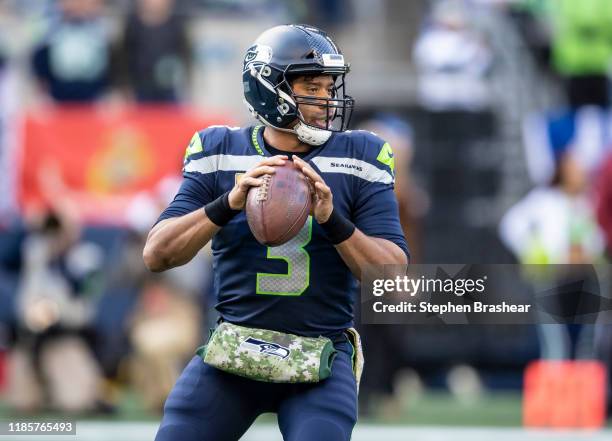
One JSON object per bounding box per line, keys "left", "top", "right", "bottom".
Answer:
{"left": 155, "top": 339, "right": 358, "bottom": 441}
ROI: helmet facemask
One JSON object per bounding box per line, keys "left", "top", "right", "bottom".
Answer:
{"left": 274, "top": 70, "right": 354, "bottom": 145}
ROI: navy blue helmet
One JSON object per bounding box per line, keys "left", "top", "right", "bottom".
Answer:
{"left": 242, "top": 24, "right": 354, "bottom": 145}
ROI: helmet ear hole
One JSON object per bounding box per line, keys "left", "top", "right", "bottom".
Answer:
{"left": 278, "top": 102, "right": 290, "bottom": 115}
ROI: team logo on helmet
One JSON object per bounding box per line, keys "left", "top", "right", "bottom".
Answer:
{"left": 243, "top": 44, "right": 273, "bottom": 70}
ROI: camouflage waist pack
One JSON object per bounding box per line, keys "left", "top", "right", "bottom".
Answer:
{"left": 196, "top": 322, "right": 337, "bottom": 383}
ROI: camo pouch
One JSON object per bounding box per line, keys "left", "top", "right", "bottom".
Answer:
{"left": 196, "top": 322, "right": 337, "bottom": 383}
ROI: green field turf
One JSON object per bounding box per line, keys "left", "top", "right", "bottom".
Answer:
{"left": 1, "top": 391, "right": 609, "bottom": 440}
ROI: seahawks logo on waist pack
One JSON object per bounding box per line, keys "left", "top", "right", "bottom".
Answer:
{"left": 240, "top": 337, "right": 290, "bottom": 359}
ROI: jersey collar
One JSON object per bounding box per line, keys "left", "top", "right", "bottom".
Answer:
{"left": 250, "top": 125, "right": 332, "bottom": 162}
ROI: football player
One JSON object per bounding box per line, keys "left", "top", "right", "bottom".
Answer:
{"left": 144, "top": 24, "right": 409, "bottom": 441}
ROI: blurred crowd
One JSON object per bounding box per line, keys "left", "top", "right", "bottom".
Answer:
{"left": 9, "top": 0, "right": 191, "bottom": 105}
{"left": 0, "top": 164, "right": 208, "bottom": 413}
{"left": 360, "top": 0, "right": 612, "bottom": 418}
{"left": 0, "top": 0, "right": 221, "bottom": 414}
{"left": 0, "top": 0, "right": 611, "bottom": 422}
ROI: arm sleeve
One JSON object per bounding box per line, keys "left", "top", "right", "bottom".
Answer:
{"left": 352, "top": 181, "right": 410, "bottom": 261}
{"left": 155, "top": 174, "right": 215, "bottom": 224}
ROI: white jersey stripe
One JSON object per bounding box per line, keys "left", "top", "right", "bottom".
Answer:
{"left": 185, "top": 154, "right": 394, "bottom": 185}
{"left": 184, "top": 154, "right": 263, "bottom": 174}
{"left": 312, "top": 157, "right": 394, "bottom": 184}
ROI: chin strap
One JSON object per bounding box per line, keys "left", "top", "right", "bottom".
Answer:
{"left": 294, "top": 120, "right": 332, "bottom": 146}
{"left": 245, "top": 99, "right": 332, "bottom": 146}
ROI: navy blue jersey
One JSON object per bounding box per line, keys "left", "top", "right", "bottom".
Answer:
{"left": 158, "top": 125, "right": 408, "bottom": 337}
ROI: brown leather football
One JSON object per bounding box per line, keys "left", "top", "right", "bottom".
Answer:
{"left": 245, "top": 161, "right": 312, "bottom": 247}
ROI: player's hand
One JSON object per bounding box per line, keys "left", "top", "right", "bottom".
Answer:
{"left": 228, "top": 155, "right": 287, "bottom": 210}
{"left": 292, "top": 155, "right": 333, "bottom": 223}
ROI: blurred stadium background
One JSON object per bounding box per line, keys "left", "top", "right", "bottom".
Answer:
{"left": 0, "top": 0, "right": 612, "bottom": 439}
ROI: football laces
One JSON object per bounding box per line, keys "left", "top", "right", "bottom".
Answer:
{"left": 257, "top": 174, "right": 272, "bottom": 202}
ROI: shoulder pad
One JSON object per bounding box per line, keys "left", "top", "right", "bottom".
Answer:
{"left": 183, "top": 125, "right": 243, "bottom": 163}
{"left": 311, "top": 130, "right": 395, "bottom": 185}
{"left": 349, "top": 130, "right": 395, "bottom": 178}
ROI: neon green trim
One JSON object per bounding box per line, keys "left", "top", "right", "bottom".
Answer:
{"left": 256, "top": 217, "right": 312, "bottom": 296}
{"left": 376, "top": 142, "right": 395, "bottom": 173}
{"left": 184, "top": 132, "right": 203, "bottom": 160}
{"left": 251, "top": 125, "right": 265, "bottom": 156}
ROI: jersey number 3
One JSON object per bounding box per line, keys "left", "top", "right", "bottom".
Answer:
{"left": 256, "top": 217, "right": 313, "bottom": 296}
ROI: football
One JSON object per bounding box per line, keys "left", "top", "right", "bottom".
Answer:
{"left": 246, "top": 161, "right": 312, "bottom": 247}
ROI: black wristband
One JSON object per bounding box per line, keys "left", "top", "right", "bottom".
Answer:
{"left": 204, "top": 191, "right": 241, "bottom": 226}
{"left": 320, "top": 208, "right": 355, "bottom": 244}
